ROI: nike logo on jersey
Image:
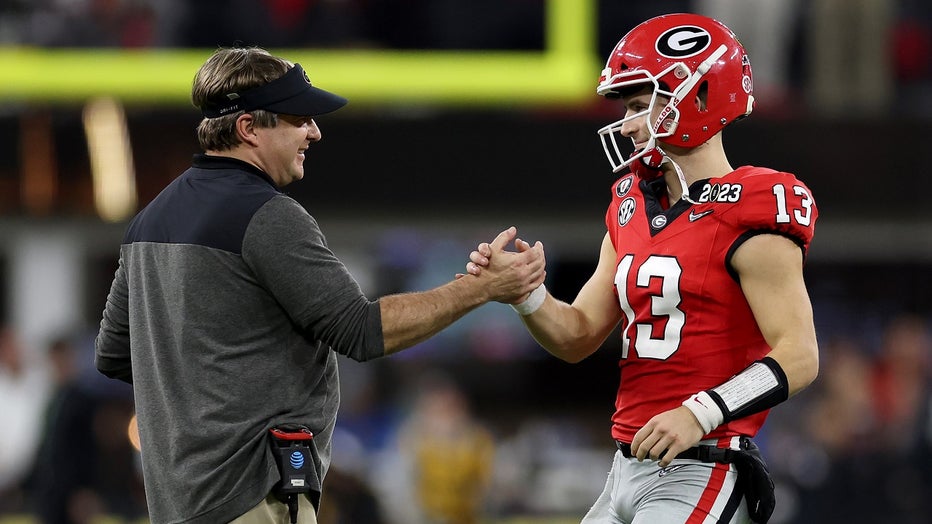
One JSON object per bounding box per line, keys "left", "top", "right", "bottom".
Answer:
{"left": 688, "top": 209, "right": 714, "bottom": 222}
{"left": 658, "top": 464, "right": 687, "bottom": 477}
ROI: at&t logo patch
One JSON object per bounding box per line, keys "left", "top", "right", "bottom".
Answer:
{"left": 290, "top": 451, "right": 305, "bottom": 469}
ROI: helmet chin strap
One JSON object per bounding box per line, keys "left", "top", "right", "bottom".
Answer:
{"left": 632, "top": 146, "right": 698, "bottom": 205}
{"left": 630, "top": 147, "right": 665, "bottom": 181}
{"left": 663, "top": 156, "right": 698, "bottom": 205}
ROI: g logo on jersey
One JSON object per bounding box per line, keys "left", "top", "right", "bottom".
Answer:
{"left": 618, "top": 197, "right": 636, "bottom": 226}
{"left": 615, "top": 176, "right": 634, "bottom": 197}
{"left": 656, "top": 26, "right": 711, "bottom": 59}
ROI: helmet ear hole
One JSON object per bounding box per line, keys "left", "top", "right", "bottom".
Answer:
{"left": 696, "top": 81, "right": 709, "bottom": 111}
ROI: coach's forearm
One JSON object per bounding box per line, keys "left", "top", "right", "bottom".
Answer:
{"left": 379, "top": 277, "right": 487, "bottom": 354}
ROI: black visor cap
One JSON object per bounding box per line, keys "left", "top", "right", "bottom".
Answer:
{"left": 201, "top": 64, "right": 348, "bottom": 118}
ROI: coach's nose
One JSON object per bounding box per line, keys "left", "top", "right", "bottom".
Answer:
{"left": 308, "top": 119, "right": 322, "bottom": 142}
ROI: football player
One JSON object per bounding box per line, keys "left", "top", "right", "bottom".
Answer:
{"left": 468, "top": 13, "right": 819, "bottom": 524}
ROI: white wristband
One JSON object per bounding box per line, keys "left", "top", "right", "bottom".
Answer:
{"left": 682, "top": 391, "right": 725, "bottom": 435}
{"left": 510, "top": 283, "right": 547, "bottom": 316}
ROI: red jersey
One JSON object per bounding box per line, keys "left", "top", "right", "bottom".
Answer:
{"left": 605, "top": 166, "right": 817, "bottom": 443}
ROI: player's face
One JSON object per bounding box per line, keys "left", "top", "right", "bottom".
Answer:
{"left": 256, "top": 114, "right": 321, "bottom": 187}
{"left": 618, "top": 86, "right": 670, "bottom": 152}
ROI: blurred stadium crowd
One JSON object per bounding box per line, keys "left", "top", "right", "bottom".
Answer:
{"left": 1, "top": 271, "right": 930, "bottom": 524}
{"left": 1, "top": 1, "right": 931, "bottom": 524}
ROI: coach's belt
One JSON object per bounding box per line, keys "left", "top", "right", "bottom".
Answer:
{"left": 615, "top": 437, "right": 747, "bottom": 464}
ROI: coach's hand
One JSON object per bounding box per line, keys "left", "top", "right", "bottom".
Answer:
{"left": 465, "top": 240, "right": 494, "bottom": 275}
{"left": 470, "top": 227, "right": 545, "bottom": 304}
{"left": 462, "top": 229, "right": 545, "bottom": 302}
{"left": 631, "top": 406, "right": 706, "bottom": 468}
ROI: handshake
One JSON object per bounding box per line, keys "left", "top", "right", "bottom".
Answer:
{"left": 455, "top": 226, "right": 547, "bottom": 307}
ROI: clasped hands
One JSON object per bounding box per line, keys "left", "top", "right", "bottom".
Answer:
{"left": 458, "top": 226, "right": 546, "bottom": 305}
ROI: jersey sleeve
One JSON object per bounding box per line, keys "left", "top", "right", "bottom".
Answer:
{"left": 242, "top": 195, "right": 385, "bottom": 362}
{"left": 727, "top": 170, "right": 818, "bottom": 254}
{"left": 95, "top": 252, "right": 133, "bottom": 383}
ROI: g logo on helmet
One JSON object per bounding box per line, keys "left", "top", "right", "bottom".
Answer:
{"left": 656, "top": 26, "right": 711, "bottom": 58}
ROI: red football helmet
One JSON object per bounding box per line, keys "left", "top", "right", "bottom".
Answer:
{"left": 597, "top": 13, "right": 755, "bottom": 175}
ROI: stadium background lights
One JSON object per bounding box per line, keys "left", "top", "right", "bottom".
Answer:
{"left": 82, "top": 97, "right": 137, "bottom": 222}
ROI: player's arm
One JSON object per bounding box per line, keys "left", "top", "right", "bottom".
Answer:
{"left": 732, "top": 233, "right": 819, "bottom": 395}
{"left": 674, "top": 232, "right": 819, "bottom": 440}
{"left": 495, "top": 232, "right": 623, "bottom": 363}
{"left": 630, "top": 233, "right": 819, "bottom": 466}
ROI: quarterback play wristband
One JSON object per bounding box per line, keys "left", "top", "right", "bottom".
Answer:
{"left": 683, "top": 357, "right": 789, "bottom": 433}
{"left": 511, "top": 284, "right": 547, "bottom": 316}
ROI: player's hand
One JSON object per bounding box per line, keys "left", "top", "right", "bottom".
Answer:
{"left": 630, "top": 406, "right": 706, "bottom": 468}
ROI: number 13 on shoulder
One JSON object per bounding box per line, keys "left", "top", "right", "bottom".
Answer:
{"left": 772, "top": 184, "right": 813, "bottom": 226}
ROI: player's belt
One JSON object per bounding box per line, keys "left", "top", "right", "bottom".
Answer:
{"left": 615, "top": 437, "right": 755, "bottom": 463}
{"left": 615, "top": 437, "right": 751, "bottom": 464}
{"left": 615, "top": 440, "right": 706, "bottom": 461}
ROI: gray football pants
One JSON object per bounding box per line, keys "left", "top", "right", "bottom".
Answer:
{"left": 581, "top": 449, "right": 750, "bottom": 524}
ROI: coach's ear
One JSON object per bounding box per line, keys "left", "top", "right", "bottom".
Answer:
{"left": 235, "top": 113, "right": 259, "bottom": 146}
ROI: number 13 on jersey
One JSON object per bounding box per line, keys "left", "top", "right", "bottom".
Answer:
{"left": 613, "top": 181, "right": 815, "bottom": 362}
{"left": 772, "top": 183, "right": 813, "bottom": 226}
